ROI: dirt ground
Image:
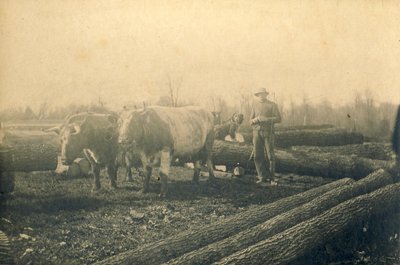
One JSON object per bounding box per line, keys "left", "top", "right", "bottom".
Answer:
{"left": 0, "top": 167, "right": 399, "bottom": 265}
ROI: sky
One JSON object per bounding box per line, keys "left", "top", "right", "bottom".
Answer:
{"left": 0, "top": 0, "right": 399, "bottom": 112}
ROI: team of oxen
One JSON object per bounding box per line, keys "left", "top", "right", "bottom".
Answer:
{"left": 49, "top": 106, "right": 243, "bottom": 197}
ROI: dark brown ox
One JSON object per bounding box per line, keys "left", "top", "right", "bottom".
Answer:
{"left": 118, "top": 106, "right": 216, "bottom": 197}
{"left": 49, "top": 113, "right": 121, "bottom": 190}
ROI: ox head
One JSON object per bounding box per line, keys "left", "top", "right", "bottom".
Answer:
{"left": 118, "top": 109, "right": 146, "bottom": 148}
{"left": 49, "top": 113, "right": 118, "bottom": 165}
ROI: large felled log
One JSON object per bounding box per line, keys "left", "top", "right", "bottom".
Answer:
{"left": 240, "top": 128, "right": 364, "bottom": 147}
{"left": 212, "top": 140, "right": 389, "bottom": 179}
{"left": 216, "top": 183, "right": 400, "bottom": 265}
{"left": 0, "top": 143, "right": 58, "bottom": 172}
{"left": 290, "top": 142, "right": 393, "bottom": 161}
{"left": 0, "top": 130, "right": 59, "bottom": 151}
{"left": 239, "top": 124, "right": 335, "bottom": 134}
{"left": 167, "top": 169, "right": 392, "bottom": 265}
{"left": 94, "top": 178, "right": 352, "bottom": 265}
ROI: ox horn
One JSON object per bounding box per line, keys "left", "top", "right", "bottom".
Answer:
{"left": 69, "top": 123, "right": 81, "bottom": 135}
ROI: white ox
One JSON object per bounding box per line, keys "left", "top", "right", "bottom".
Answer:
{"left": 118, "top": 106, "right": 215, "bottom": 197}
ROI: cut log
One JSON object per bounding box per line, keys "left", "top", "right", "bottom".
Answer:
{"left": 240, "top": 128, "right": 364, "bottom": 147}
{"left": 0, "top": 143, "right": 58, "bottom": 172}
{"left": 66, "top": 163, "right": 81, "bottom": 178}
{"left": 290, "top": 143, "right": 394, "bottom": 161}
{"left": 94, "top": 178, "right": 353, "bottom": 265}
{"left": 211, "top": 140, "right": 389, "bottom": 179}
{"left": 166, "top": 169, "right": 392, "bottom": 265}
{"left": 74, "top": 158, "right": 91, "bottom": 177}
{"left": 238, "top": 124, "right": 335, "bottom": 134}
{"left": 216, "top": 183, "right": 400, "bottom": 265}
{"left": 0, "top": 130, "right": 59, "bottom": 152}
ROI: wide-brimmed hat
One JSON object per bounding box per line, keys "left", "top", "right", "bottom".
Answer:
{"left": 254, "top": 87, "right": 269, "bottom": 96}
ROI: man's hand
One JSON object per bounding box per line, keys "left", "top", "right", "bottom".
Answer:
{"left": 250, "top": 117, "right": 260, "bottom": 125}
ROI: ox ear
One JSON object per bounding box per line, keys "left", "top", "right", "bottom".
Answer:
{"left": 45, "top": 126, "right": 62, "bottom": 135}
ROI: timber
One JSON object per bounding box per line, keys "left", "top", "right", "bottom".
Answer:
{"left": 74, "top": 158, "right": 91, "bottom": 177}
{"left": 0, "top": 143, "right": 58, "bottom": 172}
{"left": 290, "top": 142, "right": 393, "bottom": 161}
{"left": 240, "top": 128, "right": 364, "bottom": 147}
{"left": 166, "top": 169, "right": 392, "bottom": 265}
{"left": 211, "top": 140, "right": 389, "bottom": 179}
{"left": 238, "top": 124, "right": 335, "bottom": 133}
{"left": 1, "top": 130, "right": 59, "bottom": 151}
{"left": 216, "top": 183, "right": 400, "bottom": 265}
{"left": 94, "top": 178, "right": 352, "bottom": 265}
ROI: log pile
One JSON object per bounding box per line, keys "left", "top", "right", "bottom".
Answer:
{"left": 290, "top": 142, "right": 393, "bottom": 161}
{"left": 211, "top": 140, "right": 389, "bottom": 180}
{"left": 167, "top": 170, "right": 393, "bottom": 265}
{"left": 95, "top": 170, "right": 398, "bottom": 265}
{"left": 240, "top": 128, "right": 364, "bottom": 147}
{"left": 216, "top": 183, "right": 400, "bottom": 265}
{"left": 94, "top": 178, "right": 352, "bottom": 265}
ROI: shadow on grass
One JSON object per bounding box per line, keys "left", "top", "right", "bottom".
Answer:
{"left": 6, "top": 194, "right": 105, "bottom": 216}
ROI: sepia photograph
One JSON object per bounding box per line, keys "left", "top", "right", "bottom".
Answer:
{"left": 1, "top": 0, "right": 399, "bottom": 264}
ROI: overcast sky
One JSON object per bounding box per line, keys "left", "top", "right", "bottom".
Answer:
{"left": 1, "top": 0, "right": 399, "bottom": 112}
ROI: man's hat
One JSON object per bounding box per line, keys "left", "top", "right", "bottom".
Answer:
{"left": 254, "top": 87, "right": 269, "bottom": 96}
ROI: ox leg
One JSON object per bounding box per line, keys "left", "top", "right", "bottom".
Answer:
{"left": 92, "top": 165, "right": 101, "bottom": 190}
{"left": 205, "top": 132, "right": 216, "bottom": 181}
{"left": 192, "top": 160, "right": 201, "bottom": 185}
{"left": 159, "top": 149, "right": 171, "bottom": 197}
{"left": 140, "top": 153, "right": 152, "bottom": 193}
{"left": 125, "top": 153, "right": 133, "bottom": 182}
{"left": 107, "top": 163, "right": 118, "bottom": 188}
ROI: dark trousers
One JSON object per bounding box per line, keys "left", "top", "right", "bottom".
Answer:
{"left": 253, "top": 129, "right": 276, "bottom": 181}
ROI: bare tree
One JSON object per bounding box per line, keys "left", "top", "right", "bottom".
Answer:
{"left": 167, "top": 75, "right": 182, "bottom": 107}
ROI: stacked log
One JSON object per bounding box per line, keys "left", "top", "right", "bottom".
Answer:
{"left": 290, "top": 142, "right": 393, "bottom": 161}
{"left": 211, "top": 140, "right": 389, "bottom": 180}
{"left": 216, "top": 183, "right": 400, "bottom": 265}
{"left": 240, "top": 128, "right": 364, "bottom": 147}
{"left": 1, "top": 130, "right": 59, "bottom": 151}
{"left": 94, "top": 178, "right": 352, "bottom": 265}
{"left": 166, "top": 169, "right": 392, "bottom": 265}
{"left": 238, "top": 124, "right": 335, "bottom": 133}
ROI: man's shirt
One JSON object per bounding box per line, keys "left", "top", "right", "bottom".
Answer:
{"left": 250, "top": 99, "right": 281, "bottom": 131}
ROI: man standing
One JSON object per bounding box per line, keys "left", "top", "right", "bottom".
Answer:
{"left": 250, "top": 88, "right": 281, "bottom": 184}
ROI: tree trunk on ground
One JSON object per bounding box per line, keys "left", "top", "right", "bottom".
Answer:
{"left": 240, "top": 128, "right": 363, "bottom": 147}
{"left": 66, "top": 163, "right": 81, "bottom": 178}
{"left": 211, "top": 140, "right": 389, "bottom": 180}
{"left": 74, "top": 158, "right": 91, "bottom": 177}
{"left": 0, "top": 143, "right": 58, "bottom": 172}
{"left": 216, "top": 183, "right": 400, "bottom": 265}
{"left": 94, "top": 178, "right": 352, "bottom": 265}
{"left": 239, "top": 124, "right": 335, "bottom": 134}
{"left": 166, "top": 169, "right": 392, "bottom": 265}
{"left": 1, "top": 130, "right": 59, "bottom": 152}
{"left": 289, "top": 143, "right": 393, "bottom": 161}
